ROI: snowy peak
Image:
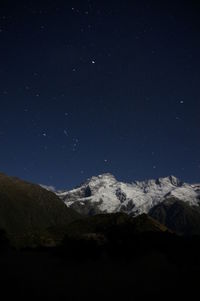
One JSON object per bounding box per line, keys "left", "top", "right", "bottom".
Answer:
{"left": 84, "top": 173, "right": 117, "bottom": 188}
{"left": 156, "top": 175, "right": 182, "bottom": 187}
{"left": 133, "top": 175, "right": 181, "bottom": 190}
{"left": 56, "top": 174, "right": 200, "bottom": 217}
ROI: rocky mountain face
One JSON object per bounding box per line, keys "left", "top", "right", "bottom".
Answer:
{"left": 55, "top": 173, "right": 200, "bottom": 235}
{"left": 57, "top": 173, "right": 200, "bottom": 218}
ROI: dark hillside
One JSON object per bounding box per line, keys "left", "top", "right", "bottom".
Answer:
{"left": 0, "top": 173, "right": 80, "bottom": 247}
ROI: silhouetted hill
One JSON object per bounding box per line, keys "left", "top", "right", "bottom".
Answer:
{"left": 64, "top": 212, "right": 168, "bottom": 239}
{"left": 60, "top": 212, "right": 169, "bottom": 260}
{"left": 0, "top": 172, "right": 81, "bottom": 247}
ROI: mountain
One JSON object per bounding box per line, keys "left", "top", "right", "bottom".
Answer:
{"left": 0, "top": 172, "right": 80, "bottom": 247}
{"left": 57, "top": 173, "right": 200, "bottom": 218}
{"left": 149, "top": 197, "right": 200, "bottom": 235}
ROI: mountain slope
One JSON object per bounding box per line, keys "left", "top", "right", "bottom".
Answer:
{"left": 57, "top": 173, "right": 200, "bottom": 217}
{"left": 0, "top": 173, "right": 80, "bottom": 247}
{"left": 149, "top": 198, "right": 200, "bottom": 235}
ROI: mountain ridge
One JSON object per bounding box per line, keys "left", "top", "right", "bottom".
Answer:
{"left": 54, "top": 173, "right": 200, "bottom": 217}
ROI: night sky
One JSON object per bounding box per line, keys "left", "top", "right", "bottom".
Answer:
{"left": 0, "top": 1, "right": 200, "bottom": 189}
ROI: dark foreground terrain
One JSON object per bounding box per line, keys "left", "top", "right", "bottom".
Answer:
{"left": 0, "top": 172, "right": 200, "bottom": 300}
{"left": 1, "top": 226, "right": 200, "bottom": 300}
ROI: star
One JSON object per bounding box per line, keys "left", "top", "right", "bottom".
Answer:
{"left": 180, "top": 100, "right": 184, "bottom": 104}
{"left": 91, "top": 60, "right": 96, "bottom": 64}
{"left": 64, "top": 130, "right": 68, "bottom": 136}
{"left": 42, "top": 133, "right": 47, "bottom": 137}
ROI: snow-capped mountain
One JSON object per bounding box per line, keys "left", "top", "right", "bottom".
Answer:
{"left": 56, "top": 173, "right": 200, "bottom": 216}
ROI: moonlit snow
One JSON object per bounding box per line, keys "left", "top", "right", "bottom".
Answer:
{"left": 53, "top": 173, "right": 200, "bottom": 216}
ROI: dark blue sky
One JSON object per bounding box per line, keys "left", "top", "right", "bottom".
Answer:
{"left": 0, "top": 0, "right": 200, "bottom": 189}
